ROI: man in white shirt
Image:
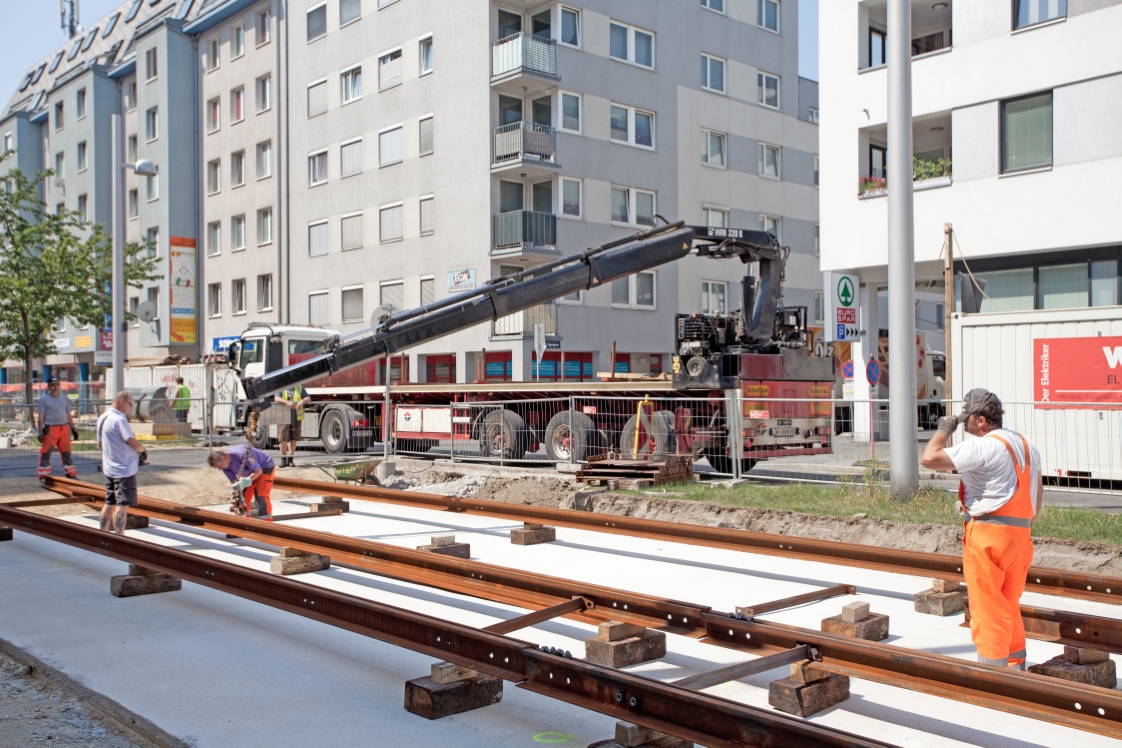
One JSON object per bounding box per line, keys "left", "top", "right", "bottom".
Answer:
{"left": 96, "top": 392, "right": 148, "bottom": 535}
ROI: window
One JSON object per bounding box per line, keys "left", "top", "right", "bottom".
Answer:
{"left": 869, "top": 144, "right": 887, "bottom": 180}
{"left": 1038, "top": 263, "right": 1087, "bottom": 309}
{"left": 227, "top": 151, "right": 245, "bottom": 188}
{"left": 609, "top": 22, "right": 654, "bottom": 68}
{"left": 758, "top": 0, "right": 779, "bottom": 32}
{"left": 49, "top": 51, "right": 64, "bottom": 74}
{"left": 257, "top": 274, "right": 273, "bottom": 311}
{"left": 231, "top": 88, "right": 245, "bottom": 123}
{"left": 419, "top": 196, "right": 434, "bottom": 236}
{"left": 257, "top": 10, "right": 272, "bottom": 45}
{"left": 869, "top": 28, "right": 886, "bottom": 67}
{"left": 257, "top": 208, "right": 273, "bottom": 244}
{"left": 207, "top": 159, "right": 221, "bottom": 194}
{"left": 129, "top": 296, "right": 139, "bottom": 326}
{"left": 309, "top": 292, "right": 329, "bottom": 326}
{"left": 307, "top": 4, "right": 327, "bottom": 42}
{"left": 758, "top": 72, "right": 780, "bottom": 108}
{"left": 935, "top": 301, "right": 945, "bottom": 329}
{"left": 128, "top": 189, "right": 138, "bottom": 218}
{"left": 419, "top": 36, "right": 433, "bottom": 75}
{"left": 208, "top": 283, "right": 221, "bottom": 316}
{"left": 610, "top": 186, "right": 655, "bottom": 227}
{"left": 128, "top": 134, "right": 138, "bottom": 162}
{"left": 207, "top": 221, "right": 221, "bottom": 255}
{"left": 206, "top": 37, "right": 220, "bottom": 70}
{"left": 77, "top": 141, "right": 88, "bottom": 171}
{"left": 308, "top": 150, "right": 328, "bottom": 185}
{"left": 379, "top": 49, "right": 402, "bottom": 90}
{"left": 342, "top": 66, "right": 362, "bottom": 103}
{"left": 232, "top": 279, "right": 247, "bottom": 314}
{"left": 341, "top": 286, "right": 364, "bottom": 322}
{"left": 77, "top": 194, "right": 88, "bottom": 221}
{"left": 232, "top": 215, "right": 246, "bottom": 251}
{"left": 379, "top": 126, "right": 403, "bottom": 166}
{"left": 257, "top": 141, "right": 272, "bottom": 179}
{"left": 611, "top": 272, "right": 657, "bottom": 309}
{"left": 759, "top": 214, "right": 781, "bottom": 241}
{"left": 814, "top": 155, "right": 819, "bottom": 187}
{"left": 147, "top": 287, "right": 160, "bottom": 318}
{"left": 1014, "top": 0, "right": 1066, "bottom": 30}
{"left": 256, "top": 75, "right": 271, "bottom": 112}
{"left": 380, "top": 203, "right": 403, "bottom": 242}
{"left": 146, "top": 173, "right": 158, "bottom": 201}
{"left": 758, "top": 143, "right": 781, "bottom": 178}
{"left": 560, "top": 92, "right": 581, "bottom": 134}
{"left": 55, "top": 152, "right": 65, "bottom": 178}
{"left": 814, "top": 223, "right": 820, "bottom": 256}
{"left": 126, "top": 82, "right": 137, "bottom": 111}
{"left": 701, "top": 281, "right": 727, "bottom": 315}
{"left": 702, "top": 130, "right": 725, "bottom": 167}
{"left": 145, "top": 227, "right": 159, "bottom": 253}
{"left": 232, "top": 25, "right": 245, "bottom": 58}
{"left": 609, "top": 104, "right": 655, "bottom": 148}
{"left": 421, "top": 277, "right": 435, "bottom": 305}
{"left": 975, "top": 268, "right": 1034, "bottom": 312}
{"left": 307, "top": 80, "right": 327, "bottom": 117}
{"left": 55, "top": 103, "right": 64, "bottom": 130}
{"left": 308, "top": 220, "right": 329, "bottom": 256}
{"left": 341, "top": 139, "right": 362, "bottom": 177}
{"left": 146, "top": 47, "right": 158, "bottom": 80}
{"left": 207, "top": 98, "right": 220, "bottom": 132}
{"left": 1002, "top": 92, "right": 1052, "bottom": 173}
{"left": 341, "top": 0, "right": 361, "bottom": 25}
{"left": 701, "top": 54, "right": 725, "bottom": 93}
{"left": 561, "top": 177, "right": 582, "bottom": 218}
{"left": 701, "top": 0, "right": 725, "bottom": 12}
{"left": 815, "top": 290, "right": 825, "bottom": 323}
{"left": 560, "top": 6, "right": 580, "bottom": 47}
{"left": 419, "top": 116, "right": 434, "bottom": 155}
{"left": 809, "top": 107, "right": 819, "bottom": 124}
{"left": 380, "top": 281, "right": 404, "bottom": 311}
{"left": 1092, "top": 259, "right": 1118, "bottom": 307}
{"left": 342, "top": 212, "right": 363, "bottom": 249}
{"left": 703, "top": 207, "right": 728, "bottom": 228}
{"left": 76, "top": 89, "right": 87, "bottom": 118}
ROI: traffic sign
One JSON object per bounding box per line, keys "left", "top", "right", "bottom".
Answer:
{"left": 841, "top": 360, "right": 854, "bottom": 379}
{"left": 824, "top": 272, "right": 860, "bottom": 342}
{"left": 866, "top": 358, "right": 881, "bottom": 387}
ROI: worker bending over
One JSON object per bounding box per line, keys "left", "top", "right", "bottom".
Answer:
{"left": 207, "top": 444, "right": 275, "bottom": 520}
{"left": 921, "top": 389, "right": 1042, "bottom": 669}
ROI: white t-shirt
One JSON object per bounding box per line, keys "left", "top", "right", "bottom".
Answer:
{"left": 97, "top": 408, "right": 139, "bottom": 479}
{"left": 944, "top": 429, "right": 1041, "bottom": 518}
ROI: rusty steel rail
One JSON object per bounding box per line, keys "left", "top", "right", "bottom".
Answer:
{"left": 270, "top": 475, "right": 1122, "bottom": 605}
{"left": 0, "top": 504, "right": 892, "bottom": 748}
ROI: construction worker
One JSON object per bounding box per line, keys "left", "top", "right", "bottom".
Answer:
{"left": 96, "top": 391, "right": 148, "bottom": 535}
{"left": 207, "top": 444, "right": 275, "bottom": 519}
{"left": 36, "top": 377, "right": 79, "bottom": 483}
{"left": 274, "top": 383, "right": 309, "bottom": 467}
{"left": 921, "top": 388, "right": 1043, "bottom": 670}
{"left": 172, "top": 377, "right": 191, "bottom": 423}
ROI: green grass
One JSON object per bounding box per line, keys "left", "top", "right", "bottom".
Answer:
{"left": 623, "top": 479, "right": 1122, "bottom": 547}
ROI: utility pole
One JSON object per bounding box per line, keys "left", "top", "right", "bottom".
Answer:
{"left": 60, "top": 0, "right": 80, "bottom": 39}
{"left": 887, "top": 0, "right": 918, "bottom": 500}
{"left": 944, "top": 223, "right": 954, "bottom": 441}
{"left": 111, "top": 114, "right": 125, "bottom": 397}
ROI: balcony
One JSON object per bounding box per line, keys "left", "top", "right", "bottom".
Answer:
{"left": 492, "top": 122, "right": 559, "bottom": 176}
{"left": 858, "top": 112, "right": 952, "bottom": 199}
{"left": 491, "top": 33, "right": 558, "bottom": 96}
{"left": 493, "top": 210, "right": 557, "bottom": 257}
{"left": 493, "top": 302, "right": 558, "bottom": 338}
{"left": 859, "top": 0, "right": 952, "bottom": 72}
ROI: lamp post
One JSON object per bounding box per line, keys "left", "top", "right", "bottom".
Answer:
{"left": 110, "top": 113, "right": 157, "bottom": 396}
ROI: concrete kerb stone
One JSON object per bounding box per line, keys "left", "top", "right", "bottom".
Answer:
{"left": 110, "top": 564, "right": 181, "bottom": 598}
{"left": 914, "top": 578, "right": 965, "bottom": 616}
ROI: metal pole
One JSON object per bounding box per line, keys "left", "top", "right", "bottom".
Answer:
{"left": 111, "top": 113, "right": 126, "bottom": 397}
{"left": 943, "top": 223, "right": 954, "bottom": 446}
{"left": 887, "top": 0, "right": 918, "bottom": 499}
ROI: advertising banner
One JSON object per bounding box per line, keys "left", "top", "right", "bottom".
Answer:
{"left": 448, "top": 268, "right": 475, "bottom": 292}
{"left": 169, "top": 237, "right": 197, "bottom": 345}
{"left": 1034, "top": 336, "right": 1122, "bottom": 408}
{"left": 824, "top": 272, "right": 860, "bottom": 342}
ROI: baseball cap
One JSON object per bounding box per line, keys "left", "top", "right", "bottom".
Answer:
{"left": 47, "top": 376, "right": 60, "bottom": 384}
{"left": 960, "top": 388, "right": 1001, "bottom": 420}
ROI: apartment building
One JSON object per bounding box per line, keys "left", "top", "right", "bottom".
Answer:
{"left": 820, "top": 1, "right": 1122, "bottom": 395}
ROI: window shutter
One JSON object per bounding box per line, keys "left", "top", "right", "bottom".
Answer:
{"left": 419, "top": 116, "right": 434, "bottom": 155}
{"left": 341, "top": 140, "right": 362, "bottom": 176}
{"left": 380, "top": 205, "right": 403, "bottom": 241}
{"left": 309, "top": 293, "right": 329, "bottom": 325}
{"left": 341, "top": 214, "right": 363, "bottom": 249}
{"left": 420, "top": 278, "right": 435, "bottom": 305}
{"left": 307, "top": 81, "right": 327, "bottom": 117}
{"left": 380, "top": 283, "right": 404, "bottom": 310}
{"left": 419, "top": 197, "right": 434, "bottom": 235}
{"left": 379, "top": 127, "right": 403, "bottom": 165}
{"left": 342, "top": 287, "right": 364, "bottom": 321}
{"left": 340, "top": 0, "right": 361, "bottom": 24}
{"left": 309, "top": 222, "right": 328, "bottom": 256}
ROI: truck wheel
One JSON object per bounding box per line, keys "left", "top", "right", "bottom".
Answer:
{"left": 702, "top": 449, "right": 756, "bottom": 476}
{"left": 657, "top": 409, "right": 679, "bottom": 454}
{"left": 544, "top": 410, "right": 596, "bottom": 462}
{"left": 320, "top": 410, "right": 349, "bottom": 454}
{"left": 620, "top": 412, "right": 671, "bottom": 460}
{"left": 247, "top": 422, "right": 271, "bottom": 450}
{"left": 482, "top": 409, "right": 529, "bottom": 460}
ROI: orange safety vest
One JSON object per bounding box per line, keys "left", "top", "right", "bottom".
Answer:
{"left": 958, "top": 433, "right": 1034, "bottom": 528}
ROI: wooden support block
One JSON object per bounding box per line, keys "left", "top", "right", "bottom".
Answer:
{"left": 840, "top": 601, "right": 869, "bottom": 623}
{"left": 913, "top": 588, "right": 965, "bottom": 616}
{"left": 430, "top": 535, "right": 456, "bottom": 547}
{"left": 523, "top": 522, "right": 545, "bottom": 530}
{"left": 1029, "top": 656, "right": 1117, "bottom": 689}
{"left": 110, "top": 568, "right": 181, "bottom": 598}
{"left": 270, "top": 551, "right": 330, "bottom": 575}
{"left": 789, "top": 660, "right": 830, "bottom": 684}
{"left": 769, "top": 673, "right": 850, "bottom": 717}
{"left": 585, "top": 630, "right": 666, "bottom": 668}
{"left": 404, "top": 674, "right": 503, "bottom": 720}
{"left": 510, "top": 526, "right": 556, "bottom": 545}
{"left": 1064, "top": 646, "right": 1110, "bottom": 665}
{"left": 821, "top": 612, "right": 889, "bottom": 642}
{"left": 311, "top": 500, "right": 349, "bottom": 513}
{"left": 610, "top": 721, "right": 693, "bottom": 748}
{"left": 430, "top": 662, "right": 478, "bottom": 684}
{"left": 279, "top": 547, "right": 308, "bottom": 558}
{"left": 416, "top": 541, "right": 470, "bottom": 558}
{"left": 598, "top": 620, "right": 646, "bottom": 642}
{"left": 0, "top": 526, "right": 12, "bottom": 541}
{"left": 931, "top": 578, "right": 962, "bottom": 593}
{"left": 124, "top": 515, "right": 149, "bottom": 530}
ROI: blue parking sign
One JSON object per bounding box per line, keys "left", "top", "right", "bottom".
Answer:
{"left": 837, "top": 324, "right": 846, "bottom": 339}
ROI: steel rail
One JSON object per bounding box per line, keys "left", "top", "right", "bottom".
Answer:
{"left": 270, "top": 475, "right": 1122, "bottom": 605}
{"left": 0, "top": 504, "right": 893, "bottom": 748}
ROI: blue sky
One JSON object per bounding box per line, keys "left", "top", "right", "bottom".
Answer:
{"left": 2, "top": 0, "right": 819, "bottom": 106}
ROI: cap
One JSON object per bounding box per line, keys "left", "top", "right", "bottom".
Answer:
{"left": 960, "top": 388, "right": 1001, "bottom": 420}
{"left": 47, "top": 376, "right": 60, "bottom": 384}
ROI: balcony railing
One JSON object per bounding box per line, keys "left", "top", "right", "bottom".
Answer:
{"left": 493, "top": 302, "right": 558, "bottom": 337}
{"left": 492, "top": 33, "right": 557, "bottom": 79}
{"left": 494, "top": 122, "right": 556, "bottom": 165}
{"left": 493, "top": 210, "right": 556, "bottom": 251}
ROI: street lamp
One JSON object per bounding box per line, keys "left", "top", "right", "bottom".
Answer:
{"left": 110, "top": 113, "right": 158, "bottom": 396}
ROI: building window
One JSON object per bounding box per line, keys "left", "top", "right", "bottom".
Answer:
{"left": 379, "top": 126, "right": 403, "bottom": 166}
{"left": 128, "top": 189, "right": 138, "bottom": 218}
{"left": 128, "top": 134, "right": 138, "bottom": 162}
{"left": 611, "top": 271, "right": 657, "bottom": 309}
{"left": 257, "top": 274, "right": 273, "bottom": 311}
{"left": 307, "top": 80, "right": 327, "bottom": 118}
{"left": 420, "top": 276, "right": 435, "bottom": 305}
{"left": 609, "top": 104, "right": 655, "bottom": 149}
{"left": 207, "top": 98, "right": 220, "bottom": 132}
{"left": 308, "top": 220, "right": 329, "bottom": 256}
{"left": 231, "top": 87, "right": 245, "bottom": 123}
{"left": 146, "top": 47, "right": 158, "bottom": 80}
{"left": 232, "top": 279, "right": 247, "bottom": 314}
{"left": 701, "top": 280, "right": 727, "bottom": 315}
{"left": 55, "top": 102, "right": 64, "bottom": 130}
{"left": 758, "top": 0, "right": 780, "bottom": 32}
{"left": 257, "top": 207, "right": 273, "bottom": 244}
{"left": 935, "top": 301, "right": 945, "bottom": 329}
{"left": 341, "top": 286, "right": 364, "bottom": 322}
{"left": 815, "top": 290, "right": 825, "bottom": 323}
{"left": 341, "top": 0, "right": 361, "bottom": 25}
{"left": 206, "top": 37, "right": 220, "bottom": 70}
{"left": 869, "top": 144, "right": 887, "bottom": 180}
{"left": 208, "top": 283, "right": 221, "bottom": 317}
{"left": 257, "top": 10, "right": 272, "bottom": 45}
{"left": 146, "top": 173, "right": 158, "bottom": 201}
{"left": 342, "top": 65, "right": 362, "bottom": 103}
{"left": 54, "top": 152, "right": 64, "bottom": 178}
{"left": 147, "top": 287, "right": 160, "bottom": 318}
{"left": 207, "top": 221, "right": 221, "bottom": 255}
{"left": 309, "top": 291, "right": 329, "bottom": 326}
{"left": 342, "top": 212, "right": 363, "bottom": 249}
{"left": 609, "top": 21, "right": 654, "bottom": 68}
{"left": 257, "top": 141, "right": 272, "bottom": 179}
{"left": 1092, "top": 259, "right": 1118, "bottom": 307}
{"left": 1002, "top": 91, "right": 1052, "bottom": 173}
{"left": 814, "top": 223, "right": 820, "bottom": 256}
{"left": 558, "top": 92, "right": 581, "bottom": 134}
{"left": 758, "top": 72, "right": 780, "bottom": 108}
{"left": 759, "top": 214, "right": 781, "bottom": 241}
{"left": 129, "top": 296, "right": 139, "bottom": 327}
{"left": 232, "top": 24, "right": 245, "bottom": 58}
{"left": 341, "top": 139, "right": 362, "bottom": 177}
{"left": 1037, "top": 263, "right": 1087, "bottom": 309}
{"left": 232, "top": 215, "right": 246, "bottom": 251}
{"left": 380, "top": 203, "right": 403, "bottom": 242}
{"left": 1014, "top": 0, "right": 1066, "bottom": 30}
{"left": 307, "top": 4, "right": 327, "bottom": 42}
{"left": 809, "top": 107, "right": 820, "bottom": 124}
{"left": 610, "top": 186, "right": 655, "bottom": 227}
{"left": 701, "top": 0, "right": 725, "bottom": 13}
{"left": 560, "top": 6, "right": 580, "bottom": 47}
{"left": 77, "top": 141, "right": 88, "bottom": 172}
{"left": 869, "top": 27, "right": 886, "bottom": 67}
{"left": 419, "top": 36, "right": 433, "bottom": 75}
{"left": 700, "top": 54, "right": 725, "bottom": 93}
{"left": 126, "top": 81, "right": 137, "bottom": 111}
{"left": 702, "top": 130, "right": 725, "bottom": 167}
{"left": 703, "top": 207, "right": 728, "bottom": 228}
{"left": 758, "top": 143, "right": 781, "bottom": 178}
{"left": 308, "top": 150, "right": 328, "bottom": 185}
{"left": 231, "top": 151, "right": 246, "bottom": 187}
{"left": 419, "top": 196, "right": 434, "bottom": 236}
{"left": 561, "top": 177, "right": 582, "bottom": 219}
{"left": 207, "top": 159, "right": 221, "bottom": 194}
{"left": 419, "top": 116, "right": 434, "bottom": 155}
{"left": 76, "top": 88, "right": 87, "bottom": 118}
{"left": 379, "top": 50, "right": 402, "bottom": 90}
{"left": 814, "top": 155, "right": 819, "bottom": 187}
{"left": 257, "top": 75, "right": 272, "bottom": 112}
{"left": 380, "top": 281, "right": 404, "bottom": 312}
{"left": 77, "top": 194, "right": 88, "bottom": 221}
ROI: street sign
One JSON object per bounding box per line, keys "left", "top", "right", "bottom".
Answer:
{"left": 866, "top": 357, "right": 881, "bottom": 387}
{"left": 545, "top": 340, "right": 561, "bottom": 349}
{"left": 841, "top": 360, "right": 854, "bottom": 379}
{"left": 824, "top": 272, "right": 860, "bottom": 342}
{"left": 533, "top": 323, "right": 546, "bottom": 382}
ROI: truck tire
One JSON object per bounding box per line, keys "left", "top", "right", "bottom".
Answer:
{"left": 544, "top": 410, "right": 596, "bottom": 462}
{"left": 247, "top": 421, "right": 271, "bottom": 450}
{"left": 482, "top": 409, "right": 529, "bottom": 460}
{"left": 658, "top": 409, "right": 679, "bottom": 454}
{"left": 620, "top": 412, "right": 671, "bottom": 460}
{"left": 702, "top": 449, "right": 757, "bottom": 476}
{"left": 320, "top": 410, "right": 349, "bottom": 454}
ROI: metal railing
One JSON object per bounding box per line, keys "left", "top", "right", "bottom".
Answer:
{"left": 491, "top": 32, "right": 557, "bottom": 78}
{"left": 492, "top": 302, "right": 558, "bottom": 337}
{"left": 494, "top": 121, "right": 557, "bottom": 165}
{"left": 493, "top": 210, "right": 556, "bottom": 251}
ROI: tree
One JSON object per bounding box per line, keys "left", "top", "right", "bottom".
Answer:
{"left": 0, "top": 159, "right": 162, "bottom": 404}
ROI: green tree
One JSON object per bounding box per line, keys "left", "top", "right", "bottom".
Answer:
{"left": 0, "top": 159, "right": 162, "bottom": 404}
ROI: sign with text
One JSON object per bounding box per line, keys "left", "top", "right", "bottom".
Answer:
{"left": 824, "top": 272, "right": 860, "bottom": 342}
{"left": 448, "top": 268, "right": 475, "bottom": 292}
{"left": 169, "top": 237, "right": 197, "bottom": 345}
{"left": 1035, "top": 336, "right": 1122, "bottom": 408}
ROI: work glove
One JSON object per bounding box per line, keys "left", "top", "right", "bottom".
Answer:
{"left": 39, "top": 426, "right": 49, "bottom": 442}
{"left": 138, "top": 449, "right": 149, "bottom": 466}
{"left": 69, "top": 424, "right": 79, "bottom": 441}
{"left": 234, "top": 477, "right": 252, "bottom": 491}
{"left": 936, "top": 414, "right": 961, "bottom": 437}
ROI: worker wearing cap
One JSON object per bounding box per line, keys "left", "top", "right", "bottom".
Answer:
{"left": 36, "top": 377, "right": 79, "bottom": 483}
{"left": 207, "top": 444, "right": 275, "bottom": 519}
{"left": 921, "top": 389, "right": 1043, "bottom": 670}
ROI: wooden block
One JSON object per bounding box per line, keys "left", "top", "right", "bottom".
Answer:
{"left": 840, "top": 601, "right": 870, "bottom": 623}
{"left": 126, "top": 564, "right": 162, "bottom": 576}
{"left": 585, "top": 630, "right": 666, "bottom": 668}
{"left": 931, "top": 578, "right": 962, "bottom": 593}
{"left": 430, "top": 535, "right": 456, "bottom": 547}
{"left": 311, "top": 500, "right": 349, "bottom": 512}
{"left": 1064, "top": 646, "right": 1111, "bottom": 665}
{"left": 270, "top": 552, "right": 330, "bottom": 575}
{"left": 598, "top": 620, "right": 646, "bottom": 642}
{"left": 1, "top": 527, "right": 13, "bottom": 541}
{"left": 430, "top": 661, "right": 477, "bottom": 684}
{"left": 913, "top": 588, "right": 965, "bottom": 616}
{"left": 523, "top": 522, "right": 545, "bottom": 530}
{"left": 110, "top": 572, "right": 181, "bottom": 598}
{"left": 404, "top": 674, "right": 502, "bottom": 720}
{"left": 821, "top": 612, "right": 889, "bottom": 642}
{"left": 1029, "top": 656, "right": 1117, "bottom": 689}
{"left": 612, "top": 721, "right": 692, "bottom": 748}
{"left": 279, "top": 547, "right": 309, "bottom": 558}
{"left": 416, "top": 542, "right": 470, "bottom": 559}
{"left": 124, "top": 515, "right": 149, "bottom": 530}
{"left": 768, "top": 674, "right": 850, "bottom": 717}
{"left": 510, "top": 526, "right": 556, "bottom": 545}
{"left": 789, "top": 661, "right": 830, "bottom": 684}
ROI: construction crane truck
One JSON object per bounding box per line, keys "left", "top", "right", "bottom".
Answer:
{"left": 228, "top": 222, "right": 834, "bottom": 474}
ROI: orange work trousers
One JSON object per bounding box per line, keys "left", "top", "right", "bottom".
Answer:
{"left": 244, "top": 469, "right": 274, "bottom": 519}
{"left": 962, "top": 520, "right": 1034, "bottom": 664}
{"left": 38, "top": 425, "right": 76, "bottom": 478}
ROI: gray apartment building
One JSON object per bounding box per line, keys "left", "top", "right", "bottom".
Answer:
{"left": 2, "top": 0, "right": 819, "bottom": 387}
